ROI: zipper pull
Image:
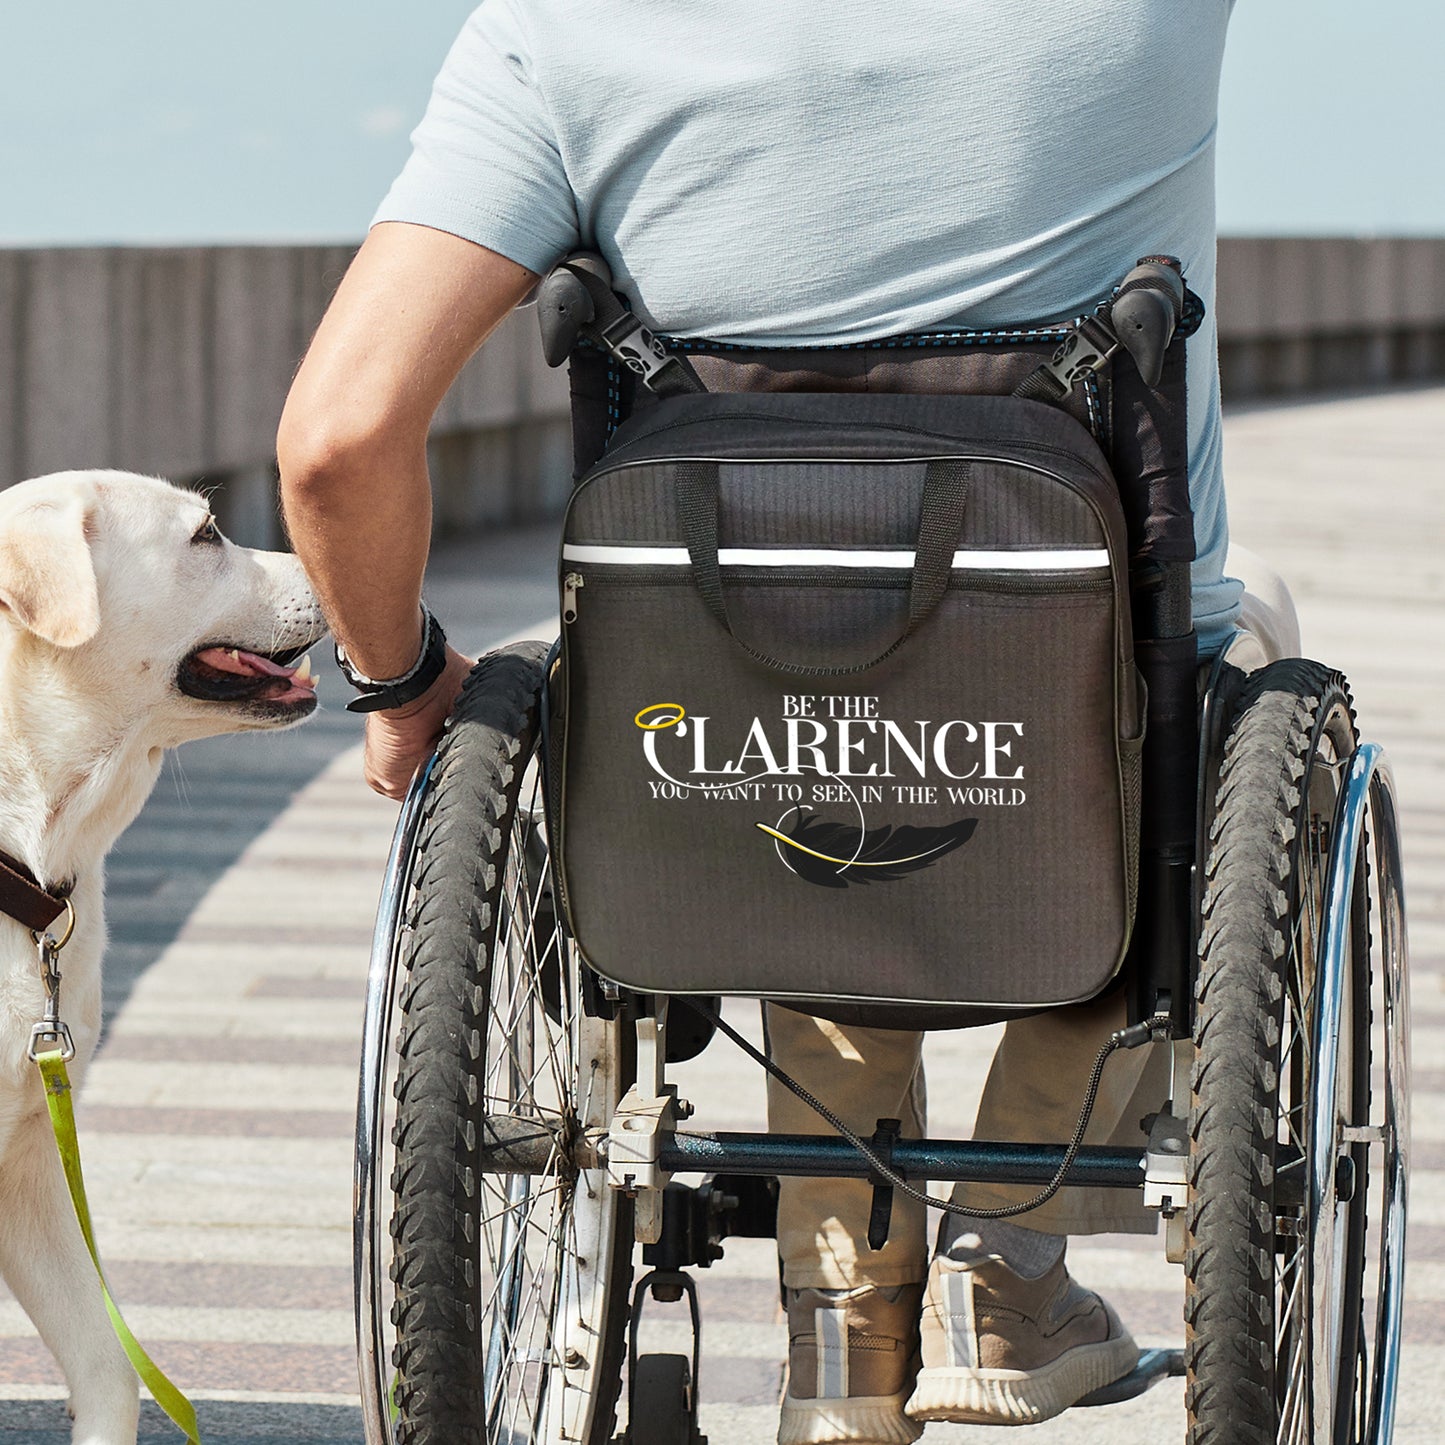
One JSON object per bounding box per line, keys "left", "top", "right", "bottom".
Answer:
{"left": 562, "top": 572, "right": 585, "bottom": 624}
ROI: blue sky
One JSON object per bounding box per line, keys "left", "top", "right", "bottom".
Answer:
{"left": 1, "top": 1, "right": 1440, "bottom": 245}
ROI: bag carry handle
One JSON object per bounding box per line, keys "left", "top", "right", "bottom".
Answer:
{"left": 674, "top": 460, "right": 970, "bottom": 678}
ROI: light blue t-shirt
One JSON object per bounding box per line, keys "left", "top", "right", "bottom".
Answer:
{"left": 376, "top": 0, "right": 1243, "bottom": 646}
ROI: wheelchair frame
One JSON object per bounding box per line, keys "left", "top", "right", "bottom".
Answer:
{"left": 353, "top": 252, "right": 1408, "bottom": 1445}
{"left": 353, "top": 627, "right": 1410, "bottom": 1445}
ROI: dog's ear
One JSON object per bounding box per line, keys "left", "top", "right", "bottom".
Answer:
{"left": 0, "top": 496, "right": 101, "bottom": 648}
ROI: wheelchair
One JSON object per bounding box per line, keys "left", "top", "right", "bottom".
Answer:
{"left": 352, "top": 266, "right": 1410, "bottom": 1445}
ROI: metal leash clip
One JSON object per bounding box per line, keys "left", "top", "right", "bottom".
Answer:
{"left": 29, "top": 898, "right": 77, "bottom": 1063}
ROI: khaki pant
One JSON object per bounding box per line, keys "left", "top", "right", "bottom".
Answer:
{"left": 768, "top": 552, "right": 1300, "bottom": 1290}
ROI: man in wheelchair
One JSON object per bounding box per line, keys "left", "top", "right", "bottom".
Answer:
{"left": 279, "top": 6, "right": 1409, "bottom": 1444}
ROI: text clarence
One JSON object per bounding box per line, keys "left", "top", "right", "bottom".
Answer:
{"left": 643, "top": 714, "right": 1024, "bottom": 782}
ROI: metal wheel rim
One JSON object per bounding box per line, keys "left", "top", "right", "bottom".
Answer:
{"left": 1277, "top": 741, "right": 1411, "bottom": 1445}
{"left": 1272, "top": 705, "right": 1364, "bottom": 1444}
{"left": 356, "top": 755, "right": 437, "bottom": 1445}
{"left": 1363, "top": 754, "right": 1411, "bottom": 1444}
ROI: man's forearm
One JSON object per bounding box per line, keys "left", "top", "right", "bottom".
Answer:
{"left": 276, "top": 224, "right": 537, "bottom": 680}
{"left": 280, "top": 433, "right": 434, "bottom": 680}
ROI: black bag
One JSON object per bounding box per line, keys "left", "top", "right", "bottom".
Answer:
{"left": 544, "top": 257, "right": 1200, "bottom": 1023}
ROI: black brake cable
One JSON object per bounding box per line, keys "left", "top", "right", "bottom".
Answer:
{"left": 673, "top": 996, "right": 1165, "bottom": 1221}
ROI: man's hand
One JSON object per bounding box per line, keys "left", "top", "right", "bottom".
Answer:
{"left": 363, "top": 645, "right": 475, "bottom": 800}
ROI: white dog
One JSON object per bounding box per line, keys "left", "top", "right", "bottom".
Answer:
{"left": 0, "top": 470, "right": 325, "bottom": 1442}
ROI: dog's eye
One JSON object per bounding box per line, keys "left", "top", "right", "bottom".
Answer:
{"left": 192, "top": 519, "right": 223, "bottom": 546}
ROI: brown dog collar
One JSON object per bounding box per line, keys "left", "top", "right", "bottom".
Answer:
{"left": 0, "top": 850, "right": 73, "bottom": 934}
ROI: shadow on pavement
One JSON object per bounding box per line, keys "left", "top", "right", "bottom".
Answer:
{"left": 0, "top": 1398, "right": 363, "bottom": 1443}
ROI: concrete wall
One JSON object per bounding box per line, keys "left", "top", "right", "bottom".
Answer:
{"left": 1217, "top": 237, "right": 1445, "bottom": 396}
{"left": 0, "top": 244, "right": 570, "bottom": 547}
{"left": 2, "top": 238, "right": 1442, "bottom": 545}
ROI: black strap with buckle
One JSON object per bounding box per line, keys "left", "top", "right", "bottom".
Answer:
{"left": 336, "top": 603, "right": 449, "bottom": 714}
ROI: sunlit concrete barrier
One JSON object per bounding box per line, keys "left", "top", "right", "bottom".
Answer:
{"left": 1, "top": 238, "right": 1442, "bottom": 545}
{"left": 0, "top": 244, "right": 570, "bottom": 547}
{"left": 1217, "top": 237, "right": 1445, "bottom": 397}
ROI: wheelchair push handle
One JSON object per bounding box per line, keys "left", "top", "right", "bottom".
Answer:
{"left": 537, "top": 251, "right": 706, "bottom": 396}
{"left": 543, "top": 250, "right": 1186, "bottom": 412}
{"left": 1110, "top": 258, "right": 1186, "bottom": 388}
{"left": 536, "top": 253, "right": 611, "bottom": 366}
{"left": 1013, "top": 256, "right": 1186, "bottom": 403}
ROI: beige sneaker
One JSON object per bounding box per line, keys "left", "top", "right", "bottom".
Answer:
{"left": 778, "top": 1283, "right": 924, "bottom": 1445}
{"left": 905, "top": 1253, "right": 1138, "bottom": 1426}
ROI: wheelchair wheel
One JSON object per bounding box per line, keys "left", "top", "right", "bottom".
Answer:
{"left": 1186, "top": 659, "right": 1409, "bottom": 1445}
{"left": 355, "top": 642, "right": 634, "bottom": 1445}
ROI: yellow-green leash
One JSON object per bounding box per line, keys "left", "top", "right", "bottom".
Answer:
{"left": 30, "top": 908, "right": 201, "bottom": 1444}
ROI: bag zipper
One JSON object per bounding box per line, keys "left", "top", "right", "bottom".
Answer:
{"left": 563, "top": 451, "right": 1127, "bottom": 629}
{"left": 570, "top": 452, "right": 1123, "bottom": 564}
{"left": 561, "top": 565, "right": 1110, "bottom": 618}
{"left": 562, "top": 571, "right": 585, "bottom": 623}
{"left": 596, "top": 428, "right": 1114, "bottom": 493}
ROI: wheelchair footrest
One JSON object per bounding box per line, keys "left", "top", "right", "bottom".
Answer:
{"left": 1075, "top": 1347, "right": 1184, "bottom": 1407}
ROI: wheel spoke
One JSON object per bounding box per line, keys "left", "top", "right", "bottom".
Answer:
{"left": 477, "top": 809, "right": 621, "bottom": 1442}
{"left": 1277, "top": 1324, "right": 1309, "bottom": 1444}
{"left": 1275, "top": 1251, "right": 1307, "bottom": 1353}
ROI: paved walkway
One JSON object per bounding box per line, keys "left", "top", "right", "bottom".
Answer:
{"left": 0, "top": 386, "right": 1441, "bottom": 1442}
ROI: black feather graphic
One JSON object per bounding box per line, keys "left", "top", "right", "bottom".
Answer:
{"left": 755, "top": 813, "right": 979, "bottom": 889}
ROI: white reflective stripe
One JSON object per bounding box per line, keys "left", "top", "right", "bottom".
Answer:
{"left": 943, "top": 1271, "right": 978, "bottom": 1370}
{"left": 816, "top": 1306, "right": 849, "bottom": 1399}
{"left": 561, "top": 544, "right": 1109, "bottom": 571}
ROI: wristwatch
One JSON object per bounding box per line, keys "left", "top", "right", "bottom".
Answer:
{"left": 335, "top": 602, "right": 449, "bottom": 714}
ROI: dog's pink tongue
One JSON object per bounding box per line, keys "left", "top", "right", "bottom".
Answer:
{"left": 192, "top": 646, "right": 292, "bottom": 679}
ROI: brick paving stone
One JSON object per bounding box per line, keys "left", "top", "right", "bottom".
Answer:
{"left": 0, "top": 1399, "right": 363, "bottom": 1445}
{"left": 76, "top": 1107, "right": 353, "bottom": 1138}
{"left": 0, "top": 1262, "right": 350, "bottom": 1310}
{"left": 97, "top": 1034, "right": 362, "bottom": 1067}
{"left": 246, "top": 974, "right": 371, "bottom": 998}
{"left": 0, "top": 1339, "right": 354, "bottom": 1393}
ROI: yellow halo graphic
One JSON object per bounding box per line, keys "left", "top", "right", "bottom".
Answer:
{"left": 635, "top": 703, "right": 687, "bottom": 731}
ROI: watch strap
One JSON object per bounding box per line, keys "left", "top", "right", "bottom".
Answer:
{"left": 337, "top": 605, "right": 449, "bottom": 714}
